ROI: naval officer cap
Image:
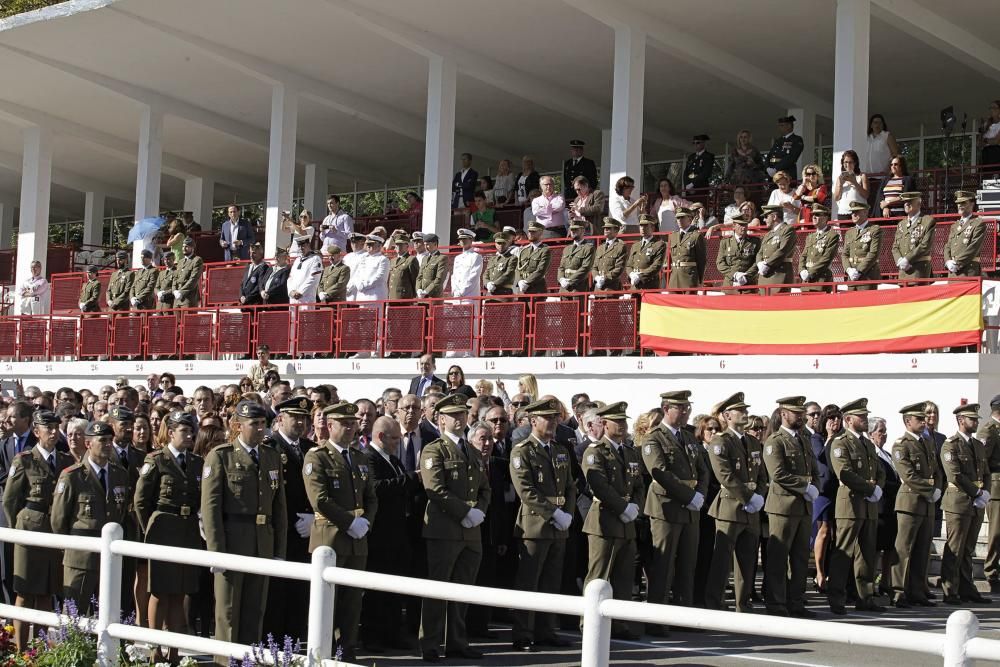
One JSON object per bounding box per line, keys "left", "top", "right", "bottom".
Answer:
{"left": 569, "top": 139, "right": 586, "bottom": 147}
{"left": 434, "top": 393, "right": 470, "bottom": 415}
{"left": 899, "top": 401, "right": 928, "bottom": 418}
{"left": 719, "top": 392, "right": 750, "bottom": 412}
{"left": 366, "top": 234, "right": 385, "bottom": 245}
{"left": 692, "top": 134, "right": 710, "bottom": 142}
{"left": 276, "top": 397, "right": 313, "bottom": 416}
{"left": 953, "top": 403, "right": 981, "bottom": 419}
{"left": 322, "top": 400, "right": 359, "bottom": 421}
{"left": 596, "top": 401, "right": 628, "bottom": 421}
{"left": 85, "top": 421, "right": 114, "bottom": 437}
{"left": 839, "top": 398, "right": 870, "bottom": 416}
{"left": 778, "top": 115, "right": 797, "bottom": 123}
{"left": 456, "top": 228, "right": 475, "bottom": 240}
{"left": 235, "top": 400, "right": 268, "bottom": 420}
{"left": 32, "top": 410, "right": 60, "bottom": 426}
{"left": 523, "top": 397, "right": 561, "bottom": 416}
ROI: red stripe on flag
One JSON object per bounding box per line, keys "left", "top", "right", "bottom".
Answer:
{"left": 639, "top": 330, "right": 980, "bottom": 355}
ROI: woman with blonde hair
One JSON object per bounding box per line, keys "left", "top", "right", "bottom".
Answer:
{"left": 474, "top": 379, "right": 494, "bottom": 397}
{"left": 632, "top": 409, "right": 665, "bottom": 445}
{"left": 518, "top": 374, "right": 539, "bottom": 402}
{"left": 794, "top": 164, "right": 828, "bottom": 225}
{"left": 766, "top": 170, "right": 801, "bottom": 226}
{"left": 724, "top": 129, "right": 766, "bottom": 185}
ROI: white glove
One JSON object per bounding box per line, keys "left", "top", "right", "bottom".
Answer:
{"left": 294, "top": 512, "right": 315, "bottom": 539}
{"left": 974, "top": 494, "right": 987, "bottom": 509}
{"left": 78, "top": 302, "right": 86, "bottom": 310}
{"left": 463, "top": 507, "right": 485, "bottom": 528}
{"left": 156, "top": 290, "right": 165, "bottom": 299}
{"left": 417, "top": 289, "right": 427, "bottom": 298}
{"left": 896, "top": 257, "right": 910, "bottom": 271}
{"left": 803, "top": 483, "right": 819, "bottom": 502}
{"left": 558, "top": 278, "right": 569, "bottom": 288}
{"left": 551, "top": 508, "right": 573, "bottom": 531}
{"left": 799, "top": 270, "right": 810, "bottom": 282}
{"left": 173, "top": 290, "right": 181, "bottom": 300}
{"left": 945, "top": 260, "right": 958, "bottom": 273}
{"left": 346, "top": 517, "right": 370, "bottom": 539}
{"left": 847, "top": 268, "right": 860, "bottom": 281}
{"left": 743, "top": 493, "right": 764, "bottom": 514}
{"left": 318, "top": 291, "right": 327, "bottom": 301}
{"left": 757, "top": 261, "right": 768, "bottom": 275}
{"left": 486, "top": 281, "right": 496, "bottom": 293}
{"left": 931, "top": 488, "right": 942, "bottom": 503}
{"left": 210, "top": 566, "right": 226, "bottom": 574}
{"left": 981, "top": 490, "right": 992, "bottom": 504}
{"left": 517, "top": 280, "right": 529, "bottom": 292}
{"left": 130, "top": 297, "right": 140, "bottom": 307}
{"left": 595, "top": 276, "right": 605, "bottom": 289}
{"left": 686, "top": 491, "right": 705, "bottom": 511}
{"left": 866, "top": 485, "right": 883, "bottom": 503}
{"left": 618, "top": 502, "right": 639, "bottom": 523}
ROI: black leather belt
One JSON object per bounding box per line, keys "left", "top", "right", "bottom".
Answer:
{"left": 24, "top": 500, "right": 48, "bottom": 512}
{"left": 224, "top": 513, "right": 269, "bottom": 525}
{"left": 157, "top": 504, "right": 193, "bottom": 517}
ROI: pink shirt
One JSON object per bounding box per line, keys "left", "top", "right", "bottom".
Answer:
{"left": 531, "top": 194, "right": 566, "bottom": 228}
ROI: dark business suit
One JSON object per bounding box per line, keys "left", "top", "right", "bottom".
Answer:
{"left": 261, "top": 266, "right": 289, "bottom": 306}
{"left": 220, "top": 219, "right": 255, "bottom": 261}
{"left": 452, "top": 169, "right": 479, "bottom": 209}
{"left": 408, "top": 375, "right": 446, "bottom": 397}
{"left": 0, "top": 431, "right": 38, "bottom": 604}
{"left": 240, "top": 262, "right": 272, "bottom": 306}
{"left": 361, "top": 448, "right": 412, "bottom": 648}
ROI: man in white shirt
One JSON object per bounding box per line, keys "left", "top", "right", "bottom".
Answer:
{"left": 343, "top": 233, "right": 368, "bottom": 301}
{"left": 287, "top": 236, "right": 324, "bottom": 349}
{"left": 348, "top": 235, "right": 390, "bottom": 303}
{"left": 17, "top": 260, "right": 49, "bottom": 315}
{"left": 411, "top": 233, "right": 429, "bottom": 267}
{"left": 320, "top": 195, "right": 354, "bottom": 256}
{"left": 448, "top": 228, "right": 483, "bottom": 357}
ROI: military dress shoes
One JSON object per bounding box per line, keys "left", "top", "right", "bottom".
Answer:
{"left": 913, "top": 598, "right": 937, "bottom": 607}
{"left": 962, "top": 593, "right": 992, "bottom": 604}
{"left": 892, "top": 597, "right": 912, "bottom": 608}
{"left": 856, "top": 600, "right": 886, "bottom": 613}
{"left": 421, "top": 649, "right": 442, "bottom": 663}
{"left": 829, "top": 604, "right": 847, "bottom": 616}
{"left": 943, "top": 595, "right": 963, "bottom": 605}
{"left": 512, "top": 639, "right": 535, "bottom": 652}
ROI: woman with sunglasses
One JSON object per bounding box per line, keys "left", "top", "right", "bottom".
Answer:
{"left": 692, "top": 413, "right": 723, "bottom": 608}
{"left": 876, "top": 156, "right": 916, "bottom": 218}
{"left": 444, "top": 365, "right": 477, "bottom": 401}
{"left": 794, "top": 164, "right": 829, "bottom": 225}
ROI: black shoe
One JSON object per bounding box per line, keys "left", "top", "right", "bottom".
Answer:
{"left": 388, "top": 637, "right": 419, "bottom": 650}
{"left": 856, "top": 600, "right": 886, "bottom": 613}
{"left": 789, "top": 608, "right": 817, "bottom": 619}
{"left": 925, "top": 590, "right": 937, "bottom": 600}
{"left": 990, "top": 580, "right": 1000, "bottom": 594}
{"left": 829, "top": 605, "right": 847, "bottom": 615}
{"left": 943, "top": 595, "right": 962, "bottom": 605}
{"left": 445, "top": 647, "right": 483, "bottom": 660}
{"left": 913, "top": 598, "right": 937, "bottom": 607}
{"left": 893, "top": 597, "right": 911, "bottom": 608}
{"left": 961, "top": 593, "right": 992, "bottom": 604}
{"left": 535, "top": 634, "right": 571, "bottom": 647}
{"left": 512, "top": 639, "right": 536, "bottom": 652}
{"left": 340, "top": 650, "right": 357, "bottom": 663}
{"left": 422, "top": 649, "right": 442, "bottom": 663}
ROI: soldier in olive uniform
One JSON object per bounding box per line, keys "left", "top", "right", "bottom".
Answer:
{"left": 418, "top": 393, "right": 490, "bottom": 662}
{"left": 742, "top": 205, "right": 796, "bottom": 293}
{"left": 303, "top": 401, "right": 378, "bottom": 662}
{"left": 129, "top": 249, "right": 158, "bottom": 310}
{"left": 173, "top": 237, "right": 204, "bottom": 308}
{"left": 106, "top": 250, "right": 134, "bottom": 312}
{"left": 592, "top": 218, "right": 628, "bottom": 292}
{"left": 200, "top": 400, "right": 287, "bottom": 646}
{"left": 841, "top": 202, "right": 882, "bottom": 290}
{"left": 388, "top": 231, "right": 419, "bottom": 300}
{"left": 940, "top": 403, "right": 992, "bottom": 604}
{"left": 484, "top": 232, "right": 518, "bottom": 297}
{"left": 155, "top": 252, "right": 177, "bottom": 310}
{"left": 892, "top": 192, "right": 936, "bottom": 281}
{"left": 50, "top": 421, "right": 131, "bottom": 613}
{"left": 826, "top": 398, "right": 887, "bottom": 615}
{"left": 716, "top": 215, "right": 760, "bottom": 289}
{"left": 762, "top": 396, "right": 820, "bottom": 618}
{"left": 890, "top": 402, "right": 943, "bottom": 607}
{"left": 108, "top": 404, "right": 144, "bottom": 620}
{"left": 626, "top": 215, "right": 666, "bottom": 290}
{"left": 134, "top": 411, "right": 204, "bottom": 664}
{"left": 581, "top": 402, "right": 644, "bottom": 640}
{"left": 79, "top": 265, "right": 101, "bottom": 312}
{"left": 318, "top": 246, "right": 350, "bottom": 303}
{"left": 509, "top": 398, "right": 576, "bottom": 652}
{"left": 557, "top": 222, "right": 595, "bottom": 293}
{"left": 944, "top": 191, "right": 985, "bottom": 277}
{"left": 515, "top": 222, "right": 552, "bottom": 295}
{"left": 705, "top": 392, "right": 768, "bottom": 613}
{"left": 667, "top": 209, "right": 707, "bottom": 289}
{"left": 975, "top": 395, "right": 1000, "bottom": 593}
{"left": 640, "top": 391, "right": 709, "bottom": 633}
{"left": 2, "top": 411, "right": 74, "bottom": 648}
{"left": 797, "top": 205, "right": 839, "bottom": 293}
{"left": 416, "top": 234, "right": 447, "bottom": 298}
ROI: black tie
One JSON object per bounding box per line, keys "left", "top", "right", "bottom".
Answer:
{"left": 343, "top": 449, "right": 353, "bottom": 470}
{"left": 177, "top": 452, "right": 186, "bottom": 471}
{"left": 47, "top": 455, "right": 56, "bottom": 476}
{"left": 249, "top": 448, "right": 259, "bottom": 466}
{"left": 98, "top": 468, "right": 108, "bottom": 495}
{"left": 404, "top": 433, "right": 416, "bottom": 472}
{"left": 458, "top": 439, "right": 469, "bottom": 459}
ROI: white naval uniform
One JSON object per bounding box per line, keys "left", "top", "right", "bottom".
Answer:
{"left": 17, "top": 275, "right": 49, "bottom": 315}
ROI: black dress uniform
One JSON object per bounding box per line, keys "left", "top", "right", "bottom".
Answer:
{"left": 684, "top": 136, "right": 715, "bottom": 191}
{"left": 562, "top": 142, "right": 598, "bottom": 200}
{"left": 765, "top": 118, "right": 804, "bottom": 176}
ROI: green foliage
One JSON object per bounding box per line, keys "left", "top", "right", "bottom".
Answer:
{"left": 0, "top": 0, "right": 63, "bottom": 19}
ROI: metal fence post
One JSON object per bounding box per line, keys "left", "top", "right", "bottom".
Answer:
{"left": 305, "top": 546, "right": 337, "bottom": 666}
{"left": 580, "top": 579, "right": 612, "bottom": 667}
{"left": 943, "top": 610, "right": 978, "bottom": 666}
{"left": 96, "top": 522, "right": 123, "bottom": 667}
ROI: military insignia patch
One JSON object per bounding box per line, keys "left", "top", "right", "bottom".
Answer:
{"left": 644, "top": 444, "right": 652, "bottom": 454}
{"left": 943, "top": 452, "right": 952, "bottom": 462}
{"left": 512, "top": 456, "right": 522, "bottom": 469}
{"left": 140, "top": 463, "right": 152, "bottom": 476}
{"left": 268, "top": 470, "right": 279, "bottom": 481}
{"left": 765, "top": 446, "right": 773, "bottom": 455}
{"left": 893, "top": 451, "right": 901, "bottom": 460}
{"left": 833, "top": 448, "right": 843, "bottom": 457}
{"left": 203, "top": 465, "right": 211, "bottom": 478}
{"left": 587, "top": 454, "right": 596, "bottom": 465}
{"left": 713, "top": 445, "right": 722, "bottom": 455}
{"left": 55, "top": 481, "right": 64, "bottom": 494}
{"left": 304, "top": 463, "right": 313, "bottom": 476}
{"left": 425, "top": 459, "right": 435, "bottom": 469}
{"left": 280, "top": 453, "right": 288, "bottom": 465}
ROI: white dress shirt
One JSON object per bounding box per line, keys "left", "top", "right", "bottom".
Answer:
{"left": 286, "top": 252, "right": 324, "bottom": 304}
{"left": 349, "top": 252, "right": 390, "bottom": 302}
{"left": 449, "top": 248, "right": 483, "bottom": 298}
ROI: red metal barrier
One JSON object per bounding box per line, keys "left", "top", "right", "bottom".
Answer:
{"left": 339, "top": 305, "right": 379, "bottom": 355}
{"left": 205, "top": 264, "right": 249, "bottom": 306}
{"left": 18, "top": 318, "right": 47, "bottom": 359}
{"left": 589, "top": 297, "right": 638, "bottom": 353}
{"left": 0, "top": 320, "right": 14, "bottom": 357}
{"left": 180, "top": 314, "right": 213, "bottom": 356}
{"left": 111, "top": 315, "right": 144, "bottom": 358}
{"left": 218, "top": 312, "right": 251, "bottom": 356}
{"left": 532, "top": 300, "right": 580, "bottom": 354}
{"left": 49, "top": 318, "right": 77, "bottom": 358}
{"left": 80, "top": 317, "right": 109, "bottom": 358}
{"left": 257, "top": 310, "right": 291, "bottom": 355}
{"left": 297, "top": 308, "right": 335, "bottom": 354}
{"left": 430, "top": 303, "right": 474, "bottom": 354}
{"left": 384, "top": 305, "right": 424, "bottom": 355}
{"left": 147, "top": 314, "right": 178, "bottom": 357}
{"left": 480, "top": 301, "right": 526, "bottom": 352}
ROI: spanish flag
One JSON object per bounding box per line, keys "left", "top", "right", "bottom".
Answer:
{"left": 639, "top": 281, "right": 982, "bottom": 355}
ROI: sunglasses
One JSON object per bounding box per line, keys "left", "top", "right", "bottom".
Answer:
{"left": 511, "top": 401, "right": 530, "bottom": 407}
{"left": 705, "top": 426, "right": 720, "bottom": 432}
{"left": 807, "top": 412, "right": 821, "bottom": 418}
{"left": 805, "top": 171, "right": 816, "bottom": 176}
{"left": 487, "top": 417, "right": 508, "bottom": 423}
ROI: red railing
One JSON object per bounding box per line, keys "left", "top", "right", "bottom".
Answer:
{"left": 0, "top": 277, "right": 984, "bottom": 361}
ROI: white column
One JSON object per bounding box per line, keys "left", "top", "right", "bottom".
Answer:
{"left": 133, "top": 105, "right": 164, "bottom": 266}
{"left": 421, "top": 55, "right": 457, "bottom": 243}
{"left": 608, "top": 24, "right": 646, "bottom": 193}
{"left": 788, "top": 107, "right": 816, "bottom": 176}
{"left": 303, "top": 163, "right": 329, "bottom": 221}
{"left": 263, "top": 83, "right": 298, "bottom": 259}
{"left": 14, "top": 126, "right": 52, "bottom": 313}
{"left": 832, "top": 0, "right": 870, "bottom": 176}
{"left": 183, "top": 177, "right": 215, "bottom": 231}
{"left": 0, "top": 200, "right": 15, "bottom": 250}
{"left": 600, "top": 129, "right": 612, "bottom": 194}
{"left": 83, "top": 191, "right": 106, "bottom": 247}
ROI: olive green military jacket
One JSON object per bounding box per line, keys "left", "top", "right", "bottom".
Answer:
{"left": 941, "top": 433, "right": 989, "bottom": 515}
{"left": 319, "top": 262, "right": 350, "bottom": 302}
{"left": 747, "top": 223, "right": 796, "bottom": 279}
{"left": 3, "top": 447, "right": 75, "bottom": 531}
{"left": 50, "top": 457, "right": 131, "bottom": 570}
{"left": 174, "top": 255, "right": 204, "bottom": 306}
{"left": 591, "top": 240, "right": 628, "bottom": 290}
{"left": 509, "top": 435, "right": 576, "bottom": 540}
{"left": 557, "top": 240, "right": 595, "bottom": 292}
{"left": 841, "top": 223, "right": 882, "bottom": 279}
{"left": 106, "top": 268, "right": 134, "bottom": 310}
{"left": 134, "top": 448, "right": 204, "bottom": 549}
{"left": 515, "top": 243, "right": 551, "bottom": 294}
{"left": 762, "top": 428, "right": 819, "bottom": 517}
{"left": 155, "top": 267, "right": 176, "bottom": 308}
{"left": 419, "top": 435, "right": 490, "bottom": 542}
{"left": 79, "top": 278, "right": 101, "bottom": 311}
{"left": 707, "top": 429, "right": 768, "bottom": 526}
{"left": 892, "top": 430, "right": 942, "bottom": 518}
{"left": 129, "top": 266, "right": 158, "bottom": 310}
{"left": 943, "top": 215, "right": 984, "bottom": 275}
{"left": 797, "top": 229, "right": 839, "bottom": 280}
{"left": 416, "top": 251, "right": 447, "bottom": 297}
{"left": 975, "top": 417, "right": 1000, "bottom": 497}
{"left": 716, "top": 235, "right": 761, "bottom": 285}
{"left": 640, "top": 424, "right": 708, "bottom": 524}
{"left": 668, "top": 229, "right": 706, "bottom": 279}
{"left": 303, "top": 442, "right": 378, "bottom": 557}
{"left": 581, "top": 437, "right": 645, "bottom": 539}
{"left": 484, "top": 249, "right": 517, "bottom": 294}
{"left": 829, "top": 430, "right": 884, "bottom": 520}
{"left": 200, "top": 441, "right": 287, "bottom": 559}
{"left": 387, "top": 255, "right": 419, "bottom": 300}
{"left": 891, "top": 214, "right": 936, "bottom": 265}
{"left": 626, "top": 237, "right": 666, "bottom": 289}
